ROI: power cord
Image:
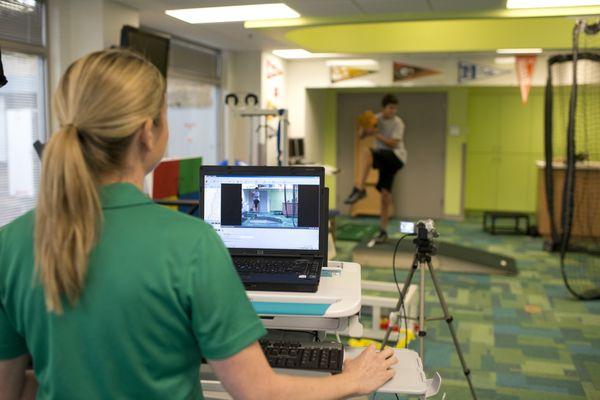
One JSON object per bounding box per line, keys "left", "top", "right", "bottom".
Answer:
{"left": 392, "top": 235, "right": 410, "bottom": 349}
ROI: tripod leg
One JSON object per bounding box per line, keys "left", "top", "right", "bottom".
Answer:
{"left": 418, "top": 261, "right": 426, "bottom": 358}
{"left": 381, "top": 254, "right": 419, "bottom": 349}
{"left": 426, "top": 260, "right": 478, "bottom": 400}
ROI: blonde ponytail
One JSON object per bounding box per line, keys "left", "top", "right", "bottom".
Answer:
{"left": 35, "top": 49, "right": 165, "bottom": 313}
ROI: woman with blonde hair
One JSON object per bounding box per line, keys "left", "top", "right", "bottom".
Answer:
{"left": 0, "top": 49, "right": 396, "bottom": 400}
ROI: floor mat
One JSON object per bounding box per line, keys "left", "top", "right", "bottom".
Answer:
{"left": 352, "top": 237, "right": 518, "bottom": 275}
{"left": 335, "top": 222, "right": 379, "bottom": 241}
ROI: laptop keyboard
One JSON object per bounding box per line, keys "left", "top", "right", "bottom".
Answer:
{"left": 233, "top": 257, "right": 321, "bottom": 279}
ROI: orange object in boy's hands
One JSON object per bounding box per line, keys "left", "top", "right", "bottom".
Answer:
{"left": 357, "top": 110, "right": 378, "bottom": 132}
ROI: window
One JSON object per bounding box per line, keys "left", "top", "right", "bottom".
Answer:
{"left": 0, "top": 0, "right": 46, "bottom": 227}
{"left": 165, "top": 38, "right": 221, "bottom": 164}
{"left": 166, "top": 77, "right": 219, "bottom": 164}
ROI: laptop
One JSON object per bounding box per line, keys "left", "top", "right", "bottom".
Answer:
{"left": 199, "top": 166, "right": 327, "bottom": 292}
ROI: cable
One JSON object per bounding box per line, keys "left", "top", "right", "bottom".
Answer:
{"left": 392, "top": 235, "right": 410, "bottom": 349}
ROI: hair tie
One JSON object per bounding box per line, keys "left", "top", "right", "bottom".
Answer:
{"left": 61, "top": 123, "right": 78, "bottom": 133}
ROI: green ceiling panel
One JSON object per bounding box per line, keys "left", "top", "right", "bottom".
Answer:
{"left": 285, "top": 17, "right": 577, "bottom": 53}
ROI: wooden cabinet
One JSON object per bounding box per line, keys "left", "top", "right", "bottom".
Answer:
{"left": 537, "top": 163, "right": 600, "bottom": 239}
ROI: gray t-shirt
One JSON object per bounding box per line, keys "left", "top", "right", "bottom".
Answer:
{"left": 374, "top": 114, "right": 407, "bottom": 164}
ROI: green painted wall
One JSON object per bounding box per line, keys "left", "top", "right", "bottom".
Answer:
{"left": 318, "top": 86, "right": 544, "bottom": 216}
{"left": 322, "top": 90, "right": 337, "bottom": 210}
{"left": 465, "top": 87, "right": 544, "bottom": 213}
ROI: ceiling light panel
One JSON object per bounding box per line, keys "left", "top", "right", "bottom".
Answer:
{"left": 497, "top": 48, "right": 543, "bottom": 54}
{"left": 272, "top": 49, "right": 345, "bottom": 59}
{"left": 165, "top": 3, "right": 300, "bottom": 24}
{"left": 507, "top": 0, "right": 600, "bottom": 8}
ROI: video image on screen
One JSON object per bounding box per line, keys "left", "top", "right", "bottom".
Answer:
{"left": 242, "top": 185, "right": 299, "bottom": 228}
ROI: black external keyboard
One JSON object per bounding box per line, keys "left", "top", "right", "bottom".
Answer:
{"left": 259, "top": 340, "right": 343, "bottom": 373}
{"left": 234, "top": 257, "right": 321, "bottom": 278}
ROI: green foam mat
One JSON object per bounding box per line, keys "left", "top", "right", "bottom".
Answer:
{"left": 336, "top": 223, "right": 379, "bottom": 242}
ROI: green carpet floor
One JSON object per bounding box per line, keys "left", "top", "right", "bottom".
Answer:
{"left": 334, "top": 216, "right": 600, "bottom": 400}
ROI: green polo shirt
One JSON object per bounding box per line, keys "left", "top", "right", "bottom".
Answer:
{"left": 0, "top": 183, "right": 266, "bottom": 399}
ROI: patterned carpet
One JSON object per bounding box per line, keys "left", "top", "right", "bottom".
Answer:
{"left": 334, "top": 216, "right": 600, "bottom": 400}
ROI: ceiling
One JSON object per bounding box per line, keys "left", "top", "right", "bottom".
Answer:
{"left": 113, "top": 0, "right": 505, "bottom": 50}
{"left": 114, "top": 0, "right": 600, "bottom": 52}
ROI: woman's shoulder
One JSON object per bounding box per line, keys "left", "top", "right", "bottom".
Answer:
{"left": 142, "top": 203, "right": 217, "bottom": 239}
{"left": 0, "top": 211, "right": 35, "bottom": 241}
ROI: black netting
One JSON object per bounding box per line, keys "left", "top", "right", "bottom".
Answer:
{"left": 545, "top": 20, "right": 600, "bottom": 300}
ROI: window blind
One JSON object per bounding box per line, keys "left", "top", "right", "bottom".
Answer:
{"left": 168, "top": 38, "right": 221, "bottom": 84}
{"left": 0, "top": 0, "right": 46, "bottom": 227}
{"left": 0, "top": 0, "right": 45, "bottom": 46}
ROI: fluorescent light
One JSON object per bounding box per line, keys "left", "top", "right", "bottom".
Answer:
{"left": 273, "top": 49, "right": 312, "bottom": 59}
{"left": 272, "top": 49, "right": 345, "bottom": 59}
{"left": 497, "top": 48, "right": 543, "bottom": 54}
{"left": 507, "top": 0, "right": 600, "bottom": 8}
{"left": 494, "top": 56, "right": 517, "bottom": 65}
{"left": 326, "top": 59, "right": 380, "bottom": 68}
{"left": 165, "top": 3, "right": 300, "bottom": 24}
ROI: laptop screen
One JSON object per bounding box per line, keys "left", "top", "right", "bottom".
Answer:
{"left": 203, "top": 174, "right": 321, "bottom": 250}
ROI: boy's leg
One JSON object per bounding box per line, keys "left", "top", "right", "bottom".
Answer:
{"left": 345, "top": 148, "right": 375, "bottom": 204}
{"left": 356, "top": 146, "right": 374, "bottom": 190}
{"left": 380, "top": 188, "right": 392, "bottom": 232}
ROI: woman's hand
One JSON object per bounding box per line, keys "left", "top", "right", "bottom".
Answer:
{"left": 342, "top": 345, "right": 397, "bottom": 395}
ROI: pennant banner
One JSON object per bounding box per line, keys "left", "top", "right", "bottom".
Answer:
{"left": 330, "top": 66, "right": 376, "bottom": 83}
{"left": 515, "top": 55, "right": 537, "bottom": 104}
{"left": 458, "top": 61, "right": 510, "bottom": 83}
{"left": 393, "top": 62, "right": 439, "bottom": 81}
{"left": 266, "top": 58, "right": 283, "bottom": 80}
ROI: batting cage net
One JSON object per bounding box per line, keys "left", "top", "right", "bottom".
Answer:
{"left": 544, "top": 20, "right": 600, "bottom": 300}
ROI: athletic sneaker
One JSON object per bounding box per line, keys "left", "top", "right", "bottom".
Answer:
{"left": 344, "top": 187, "right": 366, "bottom": 204}
{"left": 373, "top": 230, "right": 388, "bottom": 245}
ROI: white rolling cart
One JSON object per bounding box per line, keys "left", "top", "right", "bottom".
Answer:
{"left": 201, "top": 261, "right": 441, "bottom": 399}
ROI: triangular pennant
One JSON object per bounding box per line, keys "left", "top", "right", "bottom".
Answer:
{"left": 515, "top": 55, "right": 537, "bottom": 104}
{"left": 330, "top": 66, "right": 376, "bottom": 83}
{"left": 393, "top": 62, "right": 439, "bottom": 81}
{"left": 458, "top": 61, "right": 511, "bottom": 83}
{"left": 266, "top": 58, "right": 283, "bottom": 80}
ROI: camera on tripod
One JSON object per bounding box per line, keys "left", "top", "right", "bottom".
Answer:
{"left": 400, "top": 219, "right": 439, "bottom": 240}
{"left": 400, "top": 219, "right": 439, "bottom": 257}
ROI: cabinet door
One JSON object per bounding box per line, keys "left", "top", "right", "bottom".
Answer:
{"left": 465, "top": 152, "right": 498, "bottom": 210}
{"left": 467, "top": 93, "right": 501, "bottom": 153}
{"left": 496, "top": 154, "right": 538, "bottom": 212}
{"left": 499, "top": 92, "right": 544, "bottom": 155}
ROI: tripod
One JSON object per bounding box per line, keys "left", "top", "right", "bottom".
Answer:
{"left": 381, "top": 223, "right": 478, "bottom": 400}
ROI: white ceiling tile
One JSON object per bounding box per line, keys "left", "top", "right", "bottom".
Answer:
{"left": 115, "top": 0, "right": 513, "bottom": 51}
{"left": 285, "top": 0, "right": 363, "bottom": 17}
{"left": 428, "top": 0, "right": 506, "bottom": 12}
{"left": 352, "top": 0, "right": 431, "bottom": 13}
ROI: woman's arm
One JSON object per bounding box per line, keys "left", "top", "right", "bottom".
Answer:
{"left": 209, "top": 342, "right": 396, "bottom": 400}
{"left": 0, "top": 354, "right": 38, "bottom": 400}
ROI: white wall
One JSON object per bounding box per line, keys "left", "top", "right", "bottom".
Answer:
{"left": 221, "top": 50, "right": 262, "bottom": 163}
{"left": 102, "top": 1, "right": 139, "bottom": 49}
{"left": 47, "top": 0, "right": 139, "bottom": 131}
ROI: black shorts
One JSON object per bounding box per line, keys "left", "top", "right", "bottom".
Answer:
{"left": 371, "top": 149, "right": 404, "bottom": 192}
{"left": 253, "top": 199, "right": 260, "bottom": 206}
